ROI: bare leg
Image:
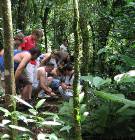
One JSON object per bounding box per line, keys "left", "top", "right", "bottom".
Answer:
{"left": 21, "top": 84, "right": 32, "bottom": 101}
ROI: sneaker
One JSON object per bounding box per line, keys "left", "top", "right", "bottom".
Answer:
{"left": 65, "top": 90, "right": 73, "bottom": 97}
{"left": 65, "top": 92, "right": 73, "bottom": 97}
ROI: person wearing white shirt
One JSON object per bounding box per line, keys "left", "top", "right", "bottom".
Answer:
{"left": 60, "top": 39, "right": 68, "bottom": 52}
{"left": 58, "top": 63, "right": 74, "bottom": 100}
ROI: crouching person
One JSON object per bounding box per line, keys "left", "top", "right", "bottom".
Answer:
{"left": 14, "top": 48, "right": 41, "bottom": 101}
{"left": 58, "top": 64, "right": 74, "bottom": 100}
{"left": 32, "top": 62, "right": 56, "bottom": 98}
{"left": 0, "top": 47, "right": 41, "bottom": 101}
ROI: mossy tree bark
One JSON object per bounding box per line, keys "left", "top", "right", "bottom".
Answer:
{"left": 41, "top": 5, "right": 52, "bottom": 53}
{"left": 79, "top": 0, "right": 90, "bottom": 102}
{"left": 1, "top": 0, "right": 17, "bottom": 139}
{"left": 73, "top": 0, "right": 82, "bottom": 140}
{"left": 17, "top": 0, "right": 27, "bottom": 32}
{"left": 0, "top": 4, "right": 3, "bottom": 49}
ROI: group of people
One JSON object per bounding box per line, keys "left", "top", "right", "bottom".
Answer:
{"left": 0, "top": 29, "right": 75, "bottom": 103}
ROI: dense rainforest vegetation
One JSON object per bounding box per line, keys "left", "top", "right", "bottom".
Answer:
{"left": 0, "top": 0, "right": 135, "bottom": 140}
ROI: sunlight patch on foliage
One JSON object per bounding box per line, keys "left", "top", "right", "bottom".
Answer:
{"left": 114, "top": 70, "right": 135, "bottom": 83}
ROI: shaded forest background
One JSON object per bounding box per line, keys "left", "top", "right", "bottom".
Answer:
{"left": 0, "top": 0, "right": 135, "bottom": 140}
{"left": 0, "top": 0, "right": 134, "bottom": 75}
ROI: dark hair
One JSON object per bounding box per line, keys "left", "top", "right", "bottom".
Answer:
{"left": 32, "top": 29, "right": 43, "bottom": 38}
{"left": 63, "top": 38, "right": 68, "bottom": 43}
{"left": 14, "top": 32, "right": 24, "bottom": 43}
{"left": 57, "top": 66, "right": 64, "bottom": 73}
{"left": 46, "top": 62, "right": 55, "bottom": 67}
{"left": 64, "top": 63, "right": 73, "bottom": 71}
{"left": 69, "top": 55, "right": 74, "bottom": 62}
{"left": 29, "top": 47, "right": 41, "bottom": 56}
{"left": 51, "top": 51, "right": 61, "bottom": 58}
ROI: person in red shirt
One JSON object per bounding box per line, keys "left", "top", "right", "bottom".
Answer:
{"left": 19, "top": 29, "right": 43, "bottom": 84}
{"left": 19, "top": 29, "right": 43, "bottom": 51}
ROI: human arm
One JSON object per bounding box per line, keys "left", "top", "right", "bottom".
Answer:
{"left": 19, "top": 41, "right": 26, "bottom": 50}
{"left": 38, "top": 70, "right": 55, "bottom": 95}
{"left": 0, "top": 49, "right": 4, "bottom": 56}
{"left": 15, "top": 53, "right": 31, "bottom": 80}
{"left": 61, "top": 74, "right": 74, "bottom": 90}
{"left": 60, "top": 44, "right": 67, "bottom": 52}
{"left": 17, "top": 46, "right": 22, "bottom": 50}
{"left": 40, "top": 53, "right": 51, "bottom": 66}
{"left": 61, "top": 82, "right": 72, "bottom": 90}
{"left": 50, "top": 68, "right": 57, "bottom": 77}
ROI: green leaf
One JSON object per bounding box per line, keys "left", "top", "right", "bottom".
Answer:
{"left": 114, "top": 70, "right": 135, "bottom": 83}
{"left": 1, "top": 134, "right": 10, "bottom": 139}
{"left": 35, "top": 99, "right": 46, "bottom": 109}
{"left": 2, "top": 119, "right": 11, "bottom": 125}
{"left": 60, "top": 125, "right": 72, "bottom": 133}
{"left": 81, "top": 112, "right": 89, "bottom": 122}
{"left": 9, "top": 125, "right": 31, "bottom": 132}
{"left": 29, "top": 109, "right": 38, "bottom": 116}
{"left": 59, "top": 99, "right": 73, "bottom": 115}
{"left": 80, "top": 104, "right": 86, "bottom": 114}
{"left": 127, "top": 1, "right": 135, "bottom": 5}
{"left": 41, "top": 121, "right": 61, "bottom": 126}
{"left": 0, "top": 120, "right": 11, "bottom": 128}
{"left": 17, "top": 115, "right": 30, "bottom": 124}
{"left": 131, "top": 43, "right": 135, "bottom": 48}
{"left": 0, "top": 107, "right": 11, "bottom": 116}
{"left": 80, "top": 75, "right": 93, "bottom": 82}
{"left": 93, "top": 77, "right": 111, "bottom": 88}
{"left": 121, "top": 55, "right": 135, "bottom": 67}
{"left": 42, "top": 112, "right": 58, "bottom": 116}
{"left": 117, "top": 104, "right": 130, "bottom": 113}
{"left": 41, "top": 112, "right": 60, "bottom": 121}
{"left": 13, "top": 96, "right": 33, "bottom": 108}
{"left": 119, "top": 108, "right": 135, "bottom": 116}
{"left": 37, "top": 133, "right": 48, "bottom": 140}
{"left": 81, "top": 76, "right": 111, "bottom": 88}
{"left": 97, "top": 48, "right": 107, "bottom": 55}
{"left": 79, "top": 92, "right": 84, "bottom": 103}
{"left": 49, "top": 133, "right": 58, "bottom": 140}
{"left": 95, "top": 91, "right": 135, "bottom": 107}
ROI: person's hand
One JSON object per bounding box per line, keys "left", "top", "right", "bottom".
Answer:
{"left": 50, "top": 92, "right": 56, "bottom": 96}
{"left": 61, "top": 83, "right": 67, "bottom": 90}
{"left": 47, "top": 88, "right": 56, "bottom": 96}
{"left": 47, "top": 87, "right": 52, "bottom": 93}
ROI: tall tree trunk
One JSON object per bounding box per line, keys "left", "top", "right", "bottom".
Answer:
{"left": 41, "top": 6, "right": 52, "bottom": 53}
{"left": 32, "top": 0, "right": 38, "bottom": 25}
{"left": 0, "top": 30, "right": 3, "bottom": 49}
{"left": 73, "top": 0, "right": 82, "bottom": 140}
{"left": 89, "top": 21, "right": 96, "bottom": 74}
{"left": 17, "top": 0, "right": 27, "bottom": 32}
{"left": 53, "top": 8, "right": 56, "bottom": 48}
{"left": 79, "top": 0, "right": 89, "bottom": 102}
{"left": 0, "top": 2, "right": 3, "bottom": 48}
{"left": 1, "top": 0, "right": 17, "bottom": 139}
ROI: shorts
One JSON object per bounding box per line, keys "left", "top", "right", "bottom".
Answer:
{"left": 25, "top": 63, "right": 38, "bottom": 84}
{"left": 16, "top": 72, "right": 32, "bottom": 90}
{"left": 50, "top": 79, "right": 60, "bottom": 91}
{"left": 1, "top": 72, "right": 4, "bottom": 81}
